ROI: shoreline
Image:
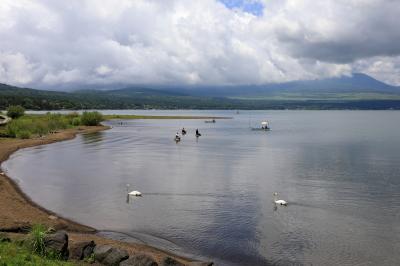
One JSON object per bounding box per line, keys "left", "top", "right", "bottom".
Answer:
{"left": 0, "top": 124, "right": 198, "bottom": 264}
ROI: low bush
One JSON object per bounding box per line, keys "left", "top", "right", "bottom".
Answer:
{"left": 7, "top": 105, "right": 25, "bottom": 119}
{"left": 16, "top": 130, "right": 31, "bottom": 139}
{"left": 81, "top": 111, "right": 103, "bottom": 126}
{"left": 4, "top": 111, "right": 104, "bottom": 139}
{"left": 5, "top": 119, "right": 34, "bottom": 138}
{"left": 71, "top": 117, "right": 81, "bottom": 126}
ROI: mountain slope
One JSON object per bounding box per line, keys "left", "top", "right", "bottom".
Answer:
{"left": 183, "top": 73, "right": 400, "bottom": 97}
{"left": 1, "top": 73, "right": 400, "bottom": 110}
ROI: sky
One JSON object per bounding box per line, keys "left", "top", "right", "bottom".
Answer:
{"left": 0, "top": 0, "right": 400, "bottom": 89}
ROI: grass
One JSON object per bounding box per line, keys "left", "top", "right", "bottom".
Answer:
{"left": 3, "top": 112, "right": 103, "bottom": 139}
{"left": 29, "top": 224, "right": 47, "bottom": 256}
{"left": 0, "top": 241, "right": 74, "bottom": 266}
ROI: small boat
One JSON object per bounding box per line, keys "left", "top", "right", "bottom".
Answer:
{"left": 126, "top": 184, "right": 142, "bottom": 197}
{"left": 129, "top": 190, "right": 142, "bottom": 197}
{"left": 0, "top": 115, "right": 11, "bottom": 125}
{"left": 204, "top": 119, "right": 216, "bottom": 123}
{"left": 251, "top": 121, "right": 270, "bottom": 131}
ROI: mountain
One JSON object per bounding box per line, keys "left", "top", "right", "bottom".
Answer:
{"left": 1, "top": 73, "right": 400, "bottom": 110}
{"left": 181, "top": 73, "right": 400, "bottom": 98}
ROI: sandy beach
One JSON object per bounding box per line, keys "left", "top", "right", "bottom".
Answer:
{"left": 0, "top": 125, "right": 194, "bottom": 265}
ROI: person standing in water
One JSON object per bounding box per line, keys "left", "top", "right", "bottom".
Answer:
{"left": 182, "top": 128, "right": 187, "bottom": 135}
{"left": 196, "top": 128, "right": 201, "bottom": 137}
{"left": 175, "top": 132, "right": 181, "bottom": 141}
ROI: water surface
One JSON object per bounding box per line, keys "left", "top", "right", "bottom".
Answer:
{"left": 3, "top": 110, "right": 400, "bottom": 265}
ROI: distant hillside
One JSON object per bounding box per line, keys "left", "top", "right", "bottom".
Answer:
{"left": 183, "top": 73, "right": 400, "bottom": 98}
{"left": 1, "top": 73, "right": 400, "bottom": 110}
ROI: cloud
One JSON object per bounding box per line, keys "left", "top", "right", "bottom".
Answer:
{"left": 0, "top": 0, "right": 399, "bottom": 89}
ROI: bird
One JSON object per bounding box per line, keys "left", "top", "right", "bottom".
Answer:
{"left": 126, "top": 184, "right": 142, "bottom": 197}
{"left": 273, "top": 192, "right": 287, "bottom": 206}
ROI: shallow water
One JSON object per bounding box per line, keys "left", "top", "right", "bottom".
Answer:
{"left": 3, "top": 110, "right": 400, "bottom": 266}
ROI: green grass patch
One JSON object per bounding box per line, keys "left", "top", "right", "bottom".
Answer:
{"left": 0, "top": 241, "right": 74, "bottom": 266}
{"left": 3, "top": 111, "right": 103, "bottom": 139}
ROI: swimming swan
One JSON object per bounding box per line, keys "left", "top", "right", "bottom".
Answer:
{"left": 126, "top": 184, "right": 142, "bottom": 196}
{"left": 273, "top": 192, "right": 287, "bottom": 206}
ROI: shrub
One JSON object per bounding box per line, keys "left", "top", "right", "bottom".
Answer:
{"left": 81, "top": 111, "right": 103, "bottom": 126}
{"left": 34, "top": 120, "right": 48, "bottom": 137}
{"left": 5, "top": 119, "right": 33, "bottom": 138}
{"left": 29, "top": 224, "right": 47, "bottom": 256}
{"left": 16, "top": 130, "right": 31, "bottom": 139}
{"left": 6, "top": 105, "right": 25, "bottom": 119}
{"left": 71, "top": 117, "right": 81, "bottom": 126}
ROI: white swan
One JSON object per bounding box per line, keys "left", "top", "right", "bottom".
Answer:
{"left": 126, "top": 184, "right": 142, "bottom": 197}
{"left": 273, "top": 192, "right": 287, "bottom": 206}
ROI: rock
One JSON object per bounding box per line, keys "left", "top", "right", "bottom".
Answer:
{"left": 162, "top": 257, "right": 185, "bottom": 266}
{"left": 48, "top": 215, "right": 58, "bottom": 220}
{"left": 120, "top": 254, "right": 158, "bottom": 266}
{"left": 94, "top": 245, "right": 113, "bottom": 261}
{"left": 69, "top": 240, "right": 96, "bottom": 260}
{"left": 187, "top": 262, "right": 214, "bottom": 266}
{"left": 44, "top": 230, "right": 69, "bottom": 260}
{"left": 94, "top": 245, "right": 129, "bottom": 266}
{"left": 82, "top": 241, "right": 96, "bottom": 259}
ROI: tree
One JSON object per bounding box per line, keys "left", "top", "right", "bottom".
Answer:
{"left": 7, "top": 105, "right": 25, "bottom": 119}
{"left": 80, "top": 111, "right": 103, "bottom": 126}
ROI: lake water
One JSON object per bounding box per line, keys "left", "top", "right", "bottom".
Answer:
{"left": 2, "top": 110, "right": 400, "bottom": 266}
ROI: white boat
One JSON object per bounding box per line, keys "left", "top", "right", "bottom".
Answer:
{"left": 0, "top": 115, "right": 11, "bottom": 125}
{"left": 251, "top": 121, "right": 270, "bottom": 131}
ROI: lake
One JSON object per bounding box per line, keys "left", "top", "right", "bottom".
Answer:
{"left": 3, "top": 110, "right": 400, "bottom": 265}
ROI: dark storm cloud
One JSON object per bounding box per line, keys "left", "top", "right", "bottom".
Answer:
{"left": 274, "top": 0, "right": 400, "bottom": 63}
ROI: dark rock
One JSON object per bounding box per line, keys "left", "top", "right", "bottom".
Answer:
{"left": 94, "top": 245, "right": 113, "bottom": 261}
{"left": 162, "top": 257, "right": 185, "bottom": 266}
{"left": 0, "top": 224, "right": 31, "bottom": 233}
{"left": 44, "top": 230, "right": 69, "bottom": 260}
{"left": 82, "top": 241, "right": 96, "bottom": 259}
{"left": 69, "top": 240, "right": 96, "bottom": 260}
{"left": 187, "top": 262, "right": 214, "bottom": 266}
{"left": 120, "top": 254, "right": 158, "bottom": 266}
{"left": 94, "top": 245, "right": 129, "bottom": 266}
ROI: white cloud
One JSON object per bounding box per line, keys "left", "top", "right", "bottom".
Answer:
{"left": 0, "top": 52, "right": 35, "bottom": 85}
{"left": 0, "top": 0, "right": 399, "bottom": 88}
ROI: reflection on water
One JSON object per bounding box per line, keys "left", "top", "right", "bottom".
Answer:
{"left": 2, "top": 110, "right": 400, "bottom": 266}
{"left": 81, "top": 131, "right": 105, "bottom": 145}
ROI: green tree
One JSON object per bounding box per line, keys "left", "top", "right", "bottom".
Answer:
{"left": 7, "top": 105, "right": 25, "bottom": 119}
